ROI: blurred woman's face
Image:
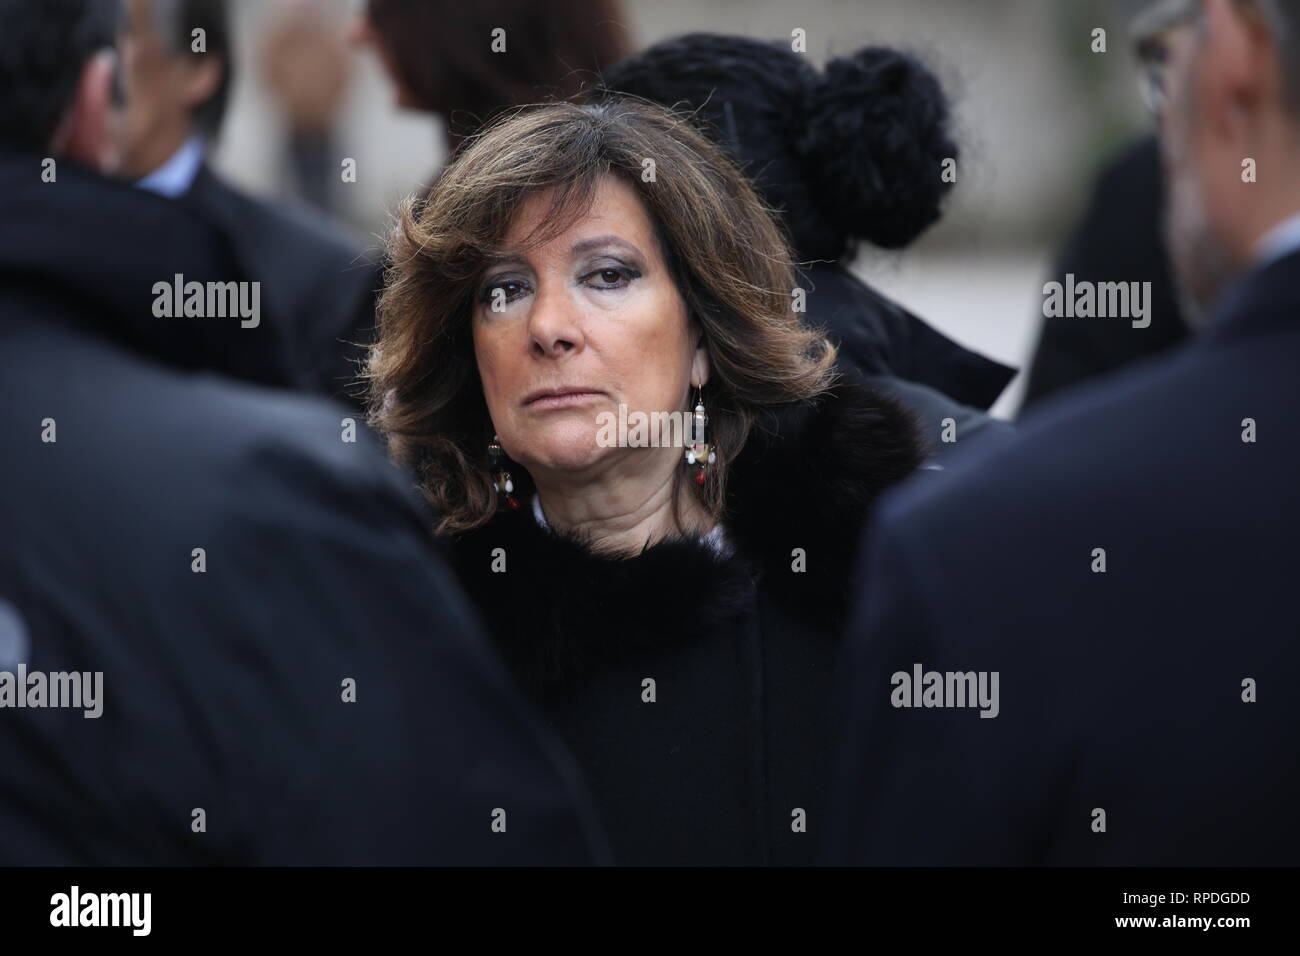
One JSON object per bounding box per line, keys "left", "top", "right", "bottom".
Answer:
{"left": 472, "top": 175, "right": 707, "bottom": 482}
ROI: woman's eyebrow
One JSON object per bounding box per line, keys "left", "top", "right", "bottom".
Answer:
{"left": 569, "top": 235, "right": 643, "bottom": 259}
{"left": 484, "top": 253, "right": 529, "bottom": 268}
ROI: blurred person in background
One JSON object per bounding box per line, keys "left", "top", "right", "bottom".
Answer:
{"left": 351, "top": 0, "right": 631, "bottom": 156}
{"left": 600, "top": 34, "right": 1017, "bottom": 459}
{"left": 262, "top": 0, "right": 355, "bottom": 215}
{"left": 368, "top": 98, "right": 925, "bottom": 865}
{"left": 119, "top": 0, "right": 378, "bottom": 404}
{"left": 1022, "top": 134, "right": 1192, "bottom": 407}
{"left": 0, "top": 0, "right": 603, "bottom": 866}
{"left": 825, "top": 0, "right": 1300, "bottom": 866}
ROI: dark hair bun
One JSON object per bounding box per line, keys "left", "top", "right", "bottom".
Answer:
{"left": 797, "top": 47, "right": 958, "bottom": 250}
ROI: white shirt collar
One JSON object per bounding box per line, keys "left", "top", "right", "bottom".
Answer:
{"left": 1251, "top": 210, "right": 1300, "bottom": 270}
{"left": 134, "top": 136, "right": 206, "bottom": 198}
{"left": 531, "top": 492, "right": 732, "bottom": 557}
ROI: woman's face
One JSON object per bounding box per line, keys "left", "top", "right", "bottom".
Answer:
{"left": 472, "top": 174, "right": 707, "bottom": 480}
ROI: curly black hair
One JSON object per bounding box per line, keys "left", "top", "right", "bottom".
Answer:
{"left": 598, "top": 33, "right": 959, "bottom": 263}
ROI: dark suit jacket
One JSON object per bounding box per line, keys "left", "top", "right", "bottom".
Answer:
{"left": 824, "top": 248, "right": 1300, "bottom": 865}
{"left": 183, "top": 164, "right": 380, "bottom": 407}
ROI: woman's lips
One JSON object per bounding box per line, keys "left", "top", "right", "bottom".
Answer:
{"left": 523, "top": 391, "right": 606, "bottom": 410}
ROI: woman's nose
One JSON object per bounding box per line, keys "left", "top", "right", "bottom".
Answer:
{"left": 527, "top": 285, "right": 584, "bottom": 356}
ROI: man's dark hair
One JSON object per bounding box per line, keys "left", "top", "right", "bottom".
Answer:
{"left": 0, "top": 0, "right": 123, "bottom": 151}
{"left": 151, "top": 0, "right": 232, "bottom": 138}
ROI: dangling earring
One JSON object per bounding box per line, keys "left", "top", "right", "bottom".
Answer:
{"left": 684, "top": 387, "right": 715, "bottom": 486}
{"left": 488, "top": 434, "right": 521, "bottom": 509}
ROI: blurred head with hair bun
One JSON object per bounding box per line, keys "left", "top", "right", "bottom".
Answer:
{"left": 598, "top": 32, "right": 960, "bottom": 263}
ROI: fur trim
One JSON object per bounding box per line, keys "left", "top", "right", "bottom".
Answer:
{"left": 446, "top": 374, "right": 923, "bottom": 695}
{"left": 725, "top": 374, "right": 925, "bottom": 620}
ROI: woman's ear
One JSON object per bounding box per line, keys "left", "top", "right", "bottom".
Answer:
{"left": 690, "top": 336, "right": 710, "bottom": 389}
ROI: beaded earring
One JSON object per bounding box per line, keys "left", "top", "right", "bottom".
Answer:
{"left": 488, "top": 434, "right": 520, "bottom": 509}
{"left": 684, "top": 387, "right": 715, "bottom": 485}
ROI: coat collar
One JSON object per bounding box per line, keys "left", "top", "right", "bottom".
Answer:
{"left": 1205, "top": 247, "right": 1300, "bottom": 347}
{"left": 0, "top": 148, "right": 300, "bottom": 389}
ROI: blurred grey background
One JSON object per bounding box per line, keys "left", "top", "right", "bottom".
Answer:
{"left": 214, "top": 0, "right": 1157, "bottom": 417}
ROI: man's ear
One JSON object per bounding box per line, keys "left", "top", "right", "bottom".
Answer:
{"left": 179, "top": 55, "right": 223, "bottom": 113}
{"left": 52, "top": 50, "right": 122, "bottom": 173}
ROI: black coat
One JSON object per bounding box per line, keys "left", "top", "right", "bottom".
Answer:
{"left": 825, "top": 247, "right": 1300, "bottom": 865}
{"left": 448, "top": 375, "right": 924, "bottom": 865}
{"left": 182, "top": 164, "right": 381, "bottom": 408}
{"left": 0, "top": 150, "right": 604, "bottom": 865}
{"left": 801, "top": 263, "right": 1016, "bottom": 455}
{"left": 1023, "top": 136, "right": 1189, "bottom": 406}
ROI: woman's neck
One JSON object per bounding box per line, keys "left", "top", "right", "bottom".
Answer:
{"left": 532, "top": 460, "right": 714, "bottom": 556}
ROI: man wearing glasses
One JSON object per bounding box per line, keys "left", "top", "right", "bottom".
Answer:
{"left": 826, "top": 0, "right": 1300, "bottom": 866}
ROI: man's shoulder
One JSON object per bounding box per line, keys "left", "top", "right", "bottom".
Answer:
{"left": 186, "top": 165, "right": 369, "bottom": 267}
{"left": 878, "top": 332, "right": 1292, "bottom": 536}
{"left": 4, "top": 322, "right": 410, "bottom": 520}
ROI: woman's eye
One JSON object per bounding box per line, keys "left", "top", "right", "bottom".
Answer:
{"left": 479, "top": 279, "right": 529, "bottom": 306}
{"left": 582, "top": 266, "right": 640, "bottom": 290}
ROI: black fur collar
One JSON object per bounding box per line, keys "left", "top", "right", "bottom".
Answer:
{"left": 446, "top": 374, "right": 923, "bottom": 694}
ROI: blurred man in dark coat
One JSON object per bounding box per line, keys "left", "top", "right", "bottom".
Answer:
{"left": 0, "top": 0, "right": 603, "bottom": 865}
{"left": 119, "top": 0, "right": 378, "bottom": 405}
{"left": 826, "top": 0, "right": 1300, "bottom": 865}
{"left": 1023, "top": 136, "right": 1191, "bottom": 407}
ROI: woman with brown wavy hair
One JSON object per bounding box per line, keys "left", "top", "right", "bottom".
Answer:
{"left": 367, "top": 97, "right": 923, "bottom": 865}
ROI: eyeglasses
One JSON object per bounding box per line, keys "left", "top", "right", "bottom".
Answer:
{"left": 1132, "top": 0, "right": 1203, "bottom": 118}
{"left": 1132, "top": 0, "right": 1276, "bottom": 119}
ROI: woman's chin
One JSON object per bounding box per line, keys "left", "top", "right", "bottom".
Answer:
{"left": 518, "top": 427, "right": 607, "bottom": 475}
